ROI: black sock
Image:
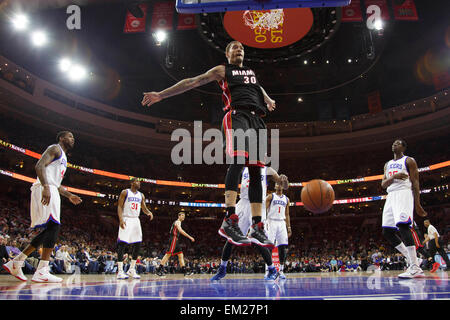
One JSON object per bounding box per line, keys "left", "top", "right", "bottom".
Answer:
{"left": 225, "top": 207, "right": 235, "bottom": 218}
{"left": 252, "top": 216, "right": 261, "bottom": 225}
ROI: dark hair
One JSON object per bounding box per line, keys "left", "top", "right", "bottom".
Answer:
{"left": 225, "top": 41, "right": 241, "bottom": 54}
{"left": 178, "top": 211, "right": 185, "bottom": 216}
{"left": 395, "top": 138, "right": 407, "bottom": 149}
{"left": 56, "top": 131, "right": 70, "bottom": 142}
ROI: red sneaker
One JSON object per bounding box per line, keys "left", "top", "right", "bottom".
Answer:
{"left": 430, "top": 262, "right": 440, "bottom": 273}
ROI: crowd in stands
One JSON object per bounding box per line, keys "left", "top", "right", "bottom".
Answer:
{"left": 1, "top": 190, "right": 448, "bottom": 277}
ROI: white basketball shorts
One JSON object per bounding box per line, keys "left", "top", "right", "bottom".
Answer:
{"left": 30, "top": 184, "right": 61, "bottom": 228}
{"left": 118, "top": 217, "right": 143, "bottom": 244}
{"left": 382, "top": 189, "right": 414, "bottom": 230}
{"left": 266, "top": 219, "right": 288, "bottom": 247}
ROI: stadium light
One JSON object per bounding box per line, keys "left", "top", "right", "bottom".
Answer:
{"left": 59, "top": 58, "right": 72, "bottom": 72}
{"left": 30, "top": 30, "right": 48, "bottom": 47}
{"left": 374, "top": 19, "right": 383, "bottom": 31}
{"left": 153, "top": 30, "right": 167, "bottom": 46}
{"left": 68, "top": 64, "right": 87, "bottom": 82}
{"left": 11, "top": 13, "right": 30, "bottom": 31}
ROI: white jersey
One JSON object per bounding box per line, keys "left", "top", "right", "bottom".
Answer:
{"left": 267, "top": 193, "right": 288, "bottom": 221}
{"left": 385, "top": 155, "right": 412, "bottom": 193}
{"left": 122, "top": 189, "right": 142, "bottom": 218}
{"left": 33, "top": 144, "right": 67, "bottom": 188}
{"left": 427, "top": 224, "right": 439, "bottom": 240}
{"left": 240, "top": 167, "right": 267, "bottom": 201}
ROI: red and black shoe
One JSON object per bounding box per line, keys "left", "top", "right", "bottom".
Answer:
{"left": 430, "top": 262, "right": 440, "bottom": 273}
{"left": 218, "top": 214, "right": 251, "bottom": 246}
{"left": 248, "top": 222, "right": 274, "bottom": 249}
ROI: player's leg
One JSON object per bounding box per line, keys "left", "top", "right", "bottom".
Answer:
{"left": 157, "top": 252, "right": 171, "bottom": 277}
{"left": 211, "top": 241, "right": 233, "bottom": 281}
{"left": 126, "top": 242, "right": 141, "bottom": 279}
{"left": 116, "top": 241, "right": 129, "bottom": 279}
{"left": 277, "top": 222, "right": 289, "bottom": 279}
{"left": 218, "top": 164, "right": 251, "bottom": 245}
{"left": 435, "top": 239, "right": 450, "bottom": 268}
{"left": 177, "top": 253, "right": 188, "bottom": 276}
{"left": 31, "top": 221, "right": 63, "bottom": 283}
{"left": 248, "top": 166, "right": 273, "bottom": 248}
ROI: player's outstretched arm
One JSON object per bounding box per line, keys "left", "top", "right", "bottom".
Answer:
{"left": 406, "top": 157, "right": 427, "bottom": 217}
{"left": 142, "top": 65, "right": 225, "bottom": 107}
{"left": 265, "top": 193, "right": 273, "bottom": 214}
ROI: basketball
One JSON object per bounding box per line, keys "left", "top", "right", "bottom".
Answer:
{"left": 301, "top": 179, "right": 335, "bottom": 213}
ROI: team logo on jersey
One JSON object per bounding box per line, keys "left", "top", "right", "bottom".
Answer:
{"left": 61, "top": 158, "right": 67, "bottom": 168}
{"left": 272, "top": 200, "right": 286, "bottom": 206}
{"left": 389, "top": 163, "right": 403, "bottom": 170}
{"left": 127, "top": 197, "right": 141, "bottom": 202}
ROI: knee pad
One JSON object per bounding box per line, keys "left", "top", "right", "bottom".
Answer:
{"left": 398, "top": 224, "right": 414, "bottom": 247}
{"left": 382, "top": 227, "right": 402, "bottom": 247}
{"left": 248, "top": 166, "right": 262, "bottom": 203}
{"left": 225, "top": 164, "right": 245, "bottom": 192}
{"left": 42, "top": 221, "right": 60, "bottom": 248}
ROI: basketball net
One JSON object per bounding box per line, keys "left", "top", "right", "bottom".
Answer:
{"left": 243, "top": 9, "right": 284, "bottom": 31}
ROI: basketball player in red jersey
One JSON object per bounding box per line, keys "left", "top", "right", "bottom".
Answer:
{"left": 142, "top": 41, "right": 279, "bottom": 280}
{"left": 381, "top": 139, "right": 427, "bottom": 279}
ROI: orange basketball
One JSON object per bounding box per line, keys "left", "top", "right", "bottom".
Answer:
{"left": 301, "top": 179, "right": 335, "bottom": 213}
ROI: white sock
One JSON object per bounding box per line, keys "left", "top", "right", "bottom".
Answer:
{"left": 280, "top": 265, "right": 284, "bottom": 272}
{"left": 220, "top": 260, "right": 228, "bottom": 267}
{"left": 14, "top": 252, "right": 28, "bottom": 262}
{"left": 130, "top": 260, "right": 136, "bottom": 269}
{"left": 37, "top": 260, "right": 49, "bottom": 271}
{"left": 407, "top": 246, "right": 419, "bottom": 266}
{"left": 118, "top": 262, "right": 124, "bottom": 273}
{"left": 395, "top": 243, "right": 411, "bottom": 264}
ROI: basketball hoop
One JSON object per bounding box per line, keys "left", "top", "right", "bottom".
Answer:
{"left": 243, "top": 9, "right": 284, "bottom": 31}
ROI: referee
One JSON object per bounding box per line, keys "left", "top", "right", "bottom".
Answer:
{"left": 423, "top": 219, "right": 449, "bottom": 271}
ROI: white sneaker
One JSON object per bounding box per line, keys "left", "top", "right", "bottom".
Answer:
{"left": 398, "top": 264, "right": 424, "bottom": 279}
{"left": 117, "top": 271, "right": 129, "bottom": 280}
{"left": 126, "top": 268, "right": 141, "bottom": 279}
{"left": 418, "top": 258, "right": 423, "bottom": 267}
{"left": 3, "top": 260, "right": 27, "bottom": 281}
{"left": 279, "top": 271, "right": 287, "bottom": 279}
{"left": 31, "top": 267, "right": 63, "bottom": 283}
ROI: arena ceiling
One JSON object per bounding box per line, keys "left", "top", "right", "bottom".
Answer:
{"left": 0, "top": 0, "right": 448, "bottom": 124}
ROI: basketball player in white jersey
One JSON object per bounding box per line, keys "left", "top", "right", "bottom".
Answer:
{"left": 116, "top": 178, "right": 153, "bottom": 280}
{"left": 381, "top": 139, "right": 427, "bottom": 278}
{"left": 265, "top": 182, "right": 291, "bottom": 279}
{"left": 3, "top": 131, "right": 82, "bottom": 283}
{"left": 212, "top": 166, "right": 288, "bottom": 281}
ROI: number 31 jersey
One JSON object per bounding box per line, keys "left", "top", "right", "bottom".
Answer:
{"left": 123, "top": 189, "right": 142, "bottom": 218}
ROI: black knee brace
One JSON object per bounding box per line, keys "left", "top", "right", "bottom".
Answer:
{"left": 382, "top": 227, "right": 402, "bottom": 248}
{"left": 42, "top": 221, "right": 60, "bottom": 248}
{"left": 225, "top": 164, "right": 245, "bottom": 192}
{"left": 131, "top": 242, "right": 141, "bottom": 260}
{"left": 30, "top": 228, "right": 47, "bottom": 249}
{"left": 253, "top": 244, "right": 272, "bottom": 266}
{"left": 398, "top": 224, "right": 414, "bottom": 247}
{"left": 117, "top": 241, "right": 126, "bottom": 262}
{"left": 248, "top": 166, "right": 262, "bottom": 204}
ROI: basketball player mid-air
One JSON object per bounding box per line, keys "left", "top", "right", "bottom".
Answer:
{"left": 156, "top": 212, "right": 195, "bottom": 277}
{"left": 3, "top": 131, "right": 82, "bottom": 283}
{"left": 381, "top": 139, "right": 427, "bottom": 278}
{"left": 211, "top": 166, "right": 289, "bottom": 281}
{"left": 142, "top": 41, "right": 280, "bottom": 278}
{"left": 116, "top": 178, "right": 153, "bottom": 280}
{"left": 265, "top": 181, "right": 291, "bottom": 280}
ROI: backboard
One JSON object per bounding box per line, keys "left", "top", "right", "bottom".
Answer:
{"left": 176, "top": 0, "right": 351, "bottom": 13}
